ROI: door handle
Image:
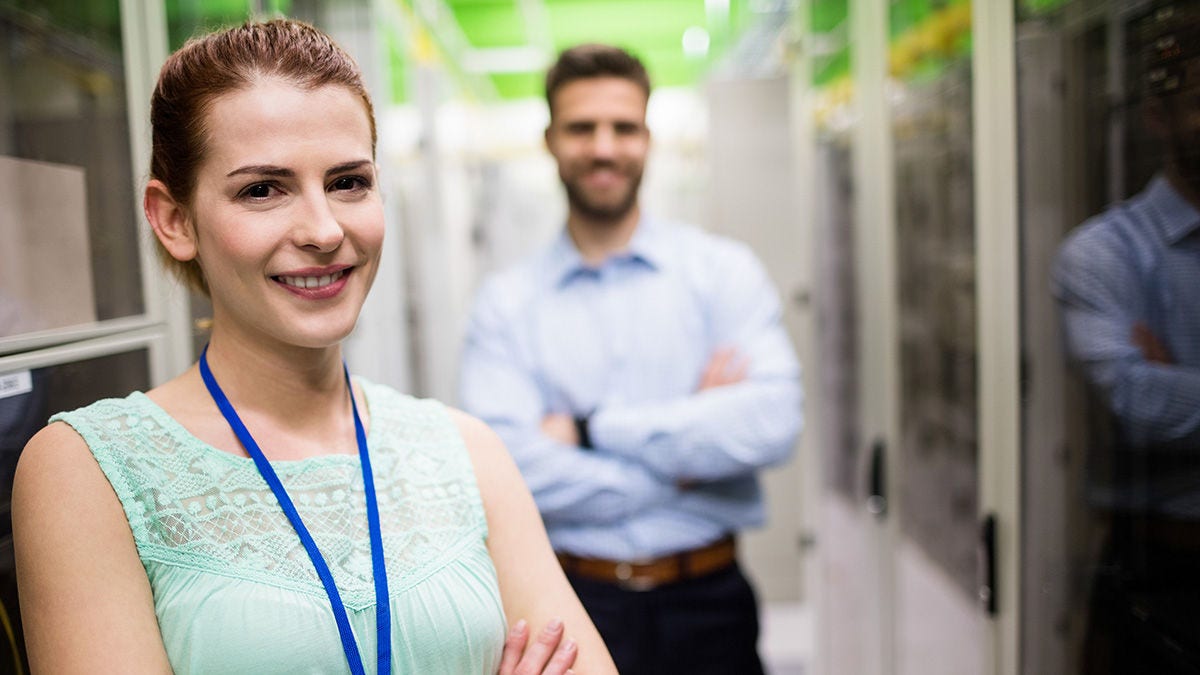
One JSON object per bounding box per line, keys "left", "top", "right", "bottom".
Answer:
{"left": 978, "top": 514, "right": 998, "bottom": 616}
{"left": 866, "top": 437, "right": 887, "bottom": 519}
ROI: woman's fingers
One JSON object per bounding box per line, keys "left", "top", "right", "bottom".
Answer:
{"left": 541, "top": 635, "right": 578, "bottom": 675}
{"left": 514, "top": 618, "right": 565, "bottom": 675}
{"left": 497, "top": 619, "right": 529, "bottom": 675}
{"left": 500, "top": 617, "right": 579, "bottom": 675}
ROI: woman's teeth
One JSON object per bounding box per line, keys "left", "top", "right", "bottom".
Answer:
{"left": 279, "top": 269, "right": 345, "bottom": 289}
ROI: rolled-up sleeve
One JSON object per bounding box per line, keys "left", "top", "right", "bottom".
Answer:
{"left": 589, "top": 245, "right": 803, "bottom": 481}
{"left": 1053, "top": 224, "right": 1200, "bottom": 446}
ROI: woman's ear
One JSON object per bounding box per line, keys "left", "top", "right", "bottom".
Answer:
{"left": 144, "top": 179, "right": 197, "bottom": 262}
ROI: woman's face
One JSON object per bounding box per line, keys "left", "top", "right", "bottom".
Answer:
{"left": 187, "top": 78, "right": 383, "bottom": 351}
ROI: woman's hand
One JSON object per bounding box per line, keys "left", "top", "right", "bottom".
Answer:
{"left": 498, "top": 618, "right": 578, "bottom": 675}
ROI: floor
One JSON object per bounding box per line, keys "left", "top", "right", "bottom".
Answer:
{"left": 760, "top": 602, "right": 811, "bottom": 675}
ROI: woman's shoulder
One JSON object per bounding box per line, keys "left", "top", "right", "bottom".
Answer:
{"left": 17, "top": 388, "right": 169, "bottom": 514}
{"left": 440, "top": 408, "right": 515, "bottom": 505}
{"left": 358, "top": 382, "right": 489, "bottom": 474}
{"left": 358, "top": 379, "right": 461, "bottom": 439}
{"left": 43, "top": 388, "right": 214, "bottom": 515}
{"left": 15, "top": 420, "right": 124, "bottom": 526}
{"left": 445, "top": 408, "right": 505, "bottom": 459}
{"left": 48, "top": 391, "right": 180, "bottom": 460}
{"left": 18, "top": 421, "right": 92, "bottom": 476}
{"left": 50, "top": 390, "right": 155, "bottom": 432}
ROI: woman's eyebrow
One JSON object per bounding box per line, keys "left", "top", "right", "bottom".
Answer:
{"left": 325, "top": 160, "right": 373, "bottom": 176}
{"left": 224, "top": 160, "right": 372, "bottom": 179}
{"left": 226, "top": 164, "right": 292, "bottom": 178}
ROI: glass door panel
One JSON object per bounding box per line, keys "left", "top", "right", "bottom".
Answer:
{"left": 0, "top": 346, "right": 152, "bottom": 673}
{"left": 0, "top": 1, "right": 143, "bottom": 343}
{"left": 888, "top": 2, "right": 985, "bottom": 672}
{"left": 814, "top": 127, "right": 880, "bottom": 673}
{"left": 1017, "top": 0, "right": 1200, "bottom": 672}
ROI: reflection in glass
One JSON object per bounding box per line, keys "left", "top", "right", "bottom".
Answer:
{"left": 1020, "top": 0, "right": 1200, "bottom": 672}
{"left": 0, "top": 1, "right": 143, "bottom": 335}
{"left": 0, "top": 348, "right": 151, "bottom": 673}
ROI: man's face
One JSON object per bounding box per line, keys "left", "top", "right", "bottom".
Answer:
{"left": 545, "top": 76, "right": 650, "bottom": 223}
{"left": 1162, "top": 59, "right": 1200, "bottom": 193}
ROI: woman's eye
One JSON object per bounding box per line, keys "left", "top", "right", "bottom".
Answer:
{"left": 240, "top": 183, "right": 275, "bottom": 200}
{"left": 331, "top": 176, "right": 369, "bottom": 192}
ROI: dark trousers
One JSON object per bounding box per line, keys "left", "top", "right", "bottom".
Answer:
{"left": 567, "top": 563, "right": 765, "bottom": 675}
{"left": 1083, "top": 516, "right": 1200, "bottom": 674}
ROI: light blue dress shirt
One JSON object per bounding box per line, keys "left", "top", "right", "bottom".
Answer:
{"left": 460, "top": 217, "right": 803, "bottom": 560}
{"left": 1053, "top": 174, "right": 1200, "bottom": 449}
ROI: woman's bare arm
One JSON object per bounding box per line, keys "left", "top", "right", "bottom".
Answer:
{"left": 13, "top": 422, "right": 172, "bottom": 673}
{"left": 453, "top": 410, "right": 617, "bottom": 674}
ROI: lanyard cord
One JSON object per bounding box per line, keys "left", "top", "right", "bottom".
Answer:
{"left": 198, "top": 346, "right": 392, "bottom": 675}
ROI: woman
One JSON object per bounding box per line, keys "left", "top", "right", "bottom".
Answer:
{"left": 13, "top": 19, "right": 614, "bottom": 675}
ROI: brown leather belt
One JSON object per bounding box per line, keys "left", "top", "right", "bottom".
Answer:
{"left": 556, "top": 536, "right": 737, "bottom": 591}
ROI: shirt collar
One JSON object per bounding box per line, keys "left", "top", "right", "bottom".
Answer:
{"left": 1145, "top": 174, "right": 1200, "bottom": 244}
{"left": 546, "top": 215, "right": 667, "bottom": 287}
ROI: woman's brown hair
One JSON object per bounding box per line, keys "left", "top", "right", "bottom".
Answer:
{"left": 149, "top": 18, "right": 376, "bottom": 295}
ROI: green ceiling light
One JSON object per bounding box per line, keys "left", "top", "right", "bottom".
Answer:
{"left": 407, "top": 0, "right": 787, "bottom": 100}
{"left": 682, "top": 25, "right": 711, "bottom": 59}
{"left": 460, "top": 45, "right": 549, "bottom": 73}
{"left": 705, "top": 0, "right": 730, "bottom": 26}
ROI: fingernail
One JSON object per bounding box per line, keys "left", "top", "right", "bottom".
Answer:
{"left": 562, "top": 638, "right": 577, "bottom": 652}
{"left": 512, "top": 619, "right": 527, "bottom": 635}
{"left": 545, "top": 617, "right": 563, "bottom": 632}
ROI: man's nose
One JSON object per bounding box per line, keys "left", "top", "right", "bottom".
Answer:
{"left": 591, "top": 126, "right": 617, "bottom": 158}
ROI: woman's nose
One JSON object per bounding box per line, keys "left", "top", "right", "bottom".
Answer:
{"left": 294, "top": 193, "right": 345, "bottom": 252}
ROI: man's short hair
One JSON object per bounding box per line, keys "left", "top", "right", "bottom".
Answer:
{"left": 544, "top": 44, "right": 651, "bottom": 114}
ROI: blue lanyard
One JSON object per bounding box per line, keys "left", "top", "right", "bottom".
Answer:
{"left": 199, "top": 347, "right": 391, "bottom": 675}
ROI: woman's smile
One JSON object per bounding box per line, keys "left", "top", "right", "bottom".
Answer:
{"left": 273, "top": 267, "right": 354, "bottom": 299}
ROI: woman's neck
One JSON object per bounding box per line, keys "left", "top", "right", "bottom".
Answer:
{"left": 162, "top": 327, "right": 363, "bottom": 460}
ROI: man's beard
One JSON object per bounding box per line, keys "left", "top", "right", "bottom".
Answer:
{"left": 562, "top": 163, "right": 643, "bottom": 223}
{"left": 1170, "top": 142, "right": 1200, "bottom": 196}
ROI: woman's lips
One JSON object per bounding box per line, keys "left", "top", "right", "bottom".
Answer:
{"left": 273, "top": 268, "right": 352, "bottom": 299}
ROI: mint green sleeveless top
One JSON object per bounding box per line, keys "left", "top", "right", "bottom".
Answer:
{"left": 52, "top": 381, "right": 506, "bottom": 674}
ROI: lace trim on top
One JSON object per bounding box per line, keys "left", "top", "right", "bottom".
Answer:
{"left": 51, "top": 381, "right": 487, "bottom": 611}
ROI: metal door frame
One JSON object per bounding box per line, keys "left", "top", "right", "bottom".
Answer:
{"left": 972, "top": 2, "right": 1021, "bottom": 673}
{"left": 0, "top": 0, "right": 189, "bottom": 383}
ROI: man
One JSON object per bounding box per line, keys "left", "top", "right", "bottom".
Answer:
{"left": 1052, "top": 3, "right": 1200, "bottom": 670}
{"left": 459, "top": 44, "right": 802, "bottom": 675}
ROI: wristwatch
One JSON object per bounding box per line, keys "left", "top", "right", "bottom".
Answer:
{"left": 573, "top": 415, "right": 592, "bottom": 450}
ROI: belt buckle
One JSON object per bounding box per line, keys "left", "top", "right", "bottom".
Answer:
{"left": 614, "top": 562, "right": 658, "bottom": 591}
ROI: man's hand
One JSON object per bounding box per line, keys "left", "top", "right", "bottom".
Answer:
{"left": 697, "top": 347, "right": 749, "bottom": 391}
{"left": 498, "top": 618, "right": 578, "bottom": 675}
{"left": 540, "top": 414, "right": 580, "bottom": 446}
{"left": 1133, "top": 321, "right": 1173, "bottom": 364}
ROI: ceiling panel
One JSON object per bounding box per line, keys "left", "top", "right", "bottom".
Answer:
{"left": 447, "top": 0, "right": 756, "bottom": 99}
